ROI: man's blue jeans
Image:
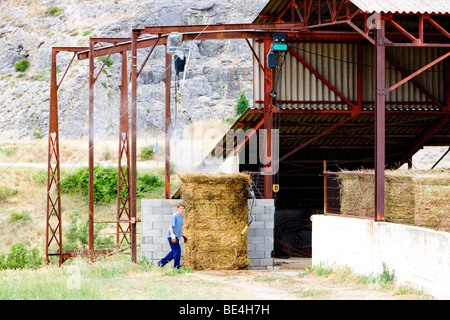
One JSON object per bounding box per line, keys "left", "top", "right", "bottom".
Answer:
{"left": 158, "top": 237, "right": 181, "bottom": 268}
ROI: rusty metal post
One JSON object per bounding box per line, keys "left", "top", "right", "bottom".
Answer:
{"left": 165, "top": 45, "right": 171, "bottom": 199}
{"left": 88, "top": 39, "right": 95, "bottom": 259}
{"left": 263, "top": 38, "right": 273, "bottom": 199}
{"left": 117, "top": 50, "right": 131, "bottom": 248}
{"left": 374, "top": 14, "right": 386, "bottom": 222}
{"left": 130, "top": 30, "right": 138, "bottom": 263}
{"left": 46, "top": 48, "right": 63, "bottom": 266}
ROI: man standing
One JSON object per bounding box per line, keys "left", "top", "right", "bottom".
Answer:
{"left": 158, "top": 203, "right": 187, "bottom": 269}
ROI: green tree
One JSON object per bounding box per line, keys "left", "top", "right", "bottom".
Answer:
{"left": 235, "top": 91, "right": 249, "bottom": 115}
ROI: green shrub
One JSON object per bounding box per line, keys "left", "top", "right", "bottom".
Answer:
{"left": 0, "top": 145, "right": 18, "bottom": 156}
{"left": 6, "top": 243, "right": 28, "bottom": 269}
{"left": 60, "top": 165, "right": 164, "bottom": 203}
{"left": 32, "top": 170, "right": 48, "bottom": 184}
{"left": 4, "top": 243, "right": 44, "bottom": 270}
{"left": 27, "top": 247, "right": 44, "bottom": 270}
{"left": 140, "top": 145, "right": 154, "bottom": 160}
{"left": 64, "top": 211, "right": 113, "bottom": 250}
{"left": 45, "top": 6, "right": 63, "bottom": 16}
{"left": 235, "top": 91, "right": 249, "bottom": 115}
{"left": 9, "top": 210, "right": 32, "bottom": 223}
{"left": 137, "top": 173, "right": 164, "bottom": 196}
{"left": 98, "top": 56, "right": 114, "bottom": 67}
{"left": 380, "top": 262, "right": 395, "bottom": 284}
{"left": 61, "top": 165, "right": 118, "bottom": 203}
{"left": 0, "top": 254, "right": 6, "bottom": 270}
{"left": 14, "top": 59, "right": 30, "bottom": 72}
{"left": 0, "top": 186, "right": 18, "bottom": 202}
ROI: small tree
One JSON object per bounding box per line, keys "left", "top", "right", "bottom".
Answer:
{"left": 235, "top": 91, "right": 249, "bottom": 116}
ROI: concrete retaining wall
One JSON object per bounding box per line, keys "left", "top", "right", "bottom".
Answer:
{"left": 141, "top": 199, "right": 274, "bottom": 269}
{"left": 311, "top": 214, "right": 450, "bottom": 299}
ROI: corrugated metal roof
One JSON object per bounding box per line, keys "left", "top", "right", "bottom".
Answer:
{"left": 350, "top": 0, "right": 450, "bottom": 14}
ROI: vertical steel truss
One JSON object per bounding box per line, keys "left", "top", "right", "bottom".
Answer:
{"left": 117, "top": 51, "right": 131, "bottom": 248}
{"left": 47, "top": 1, "right": 450, "bottom": 263}
{"left": 47, "top": 47, "right": 87, "bottom": 265}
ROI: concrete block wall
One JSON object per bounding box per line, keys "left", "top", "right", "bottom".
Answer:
{"left": 246, "top": 199, "right": 275, "bottom": 269}
{"left": 141, "top": 199, "right": 275, "bottom": 269}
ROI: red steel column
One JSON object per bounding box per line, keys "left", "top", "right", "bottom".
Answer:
{"left": 263, "top": 38, "right": 273, "bottom": 199}
{"left": 88, "top": 39, "right": 95, "bottom": 258}
{"left": 47, "top": 48, "right": 62, "bottom": 265}
{"left": 130, "top": 31, "right": 138, "bottom": 262}
{"left": 165, "top": 45, "right": 171, "bottom": 199}
{"left": 374, "top": 14, "right": 386, "bottom": 222}
{"left": 117, "top": 51, "right": 131, "bottom": 248}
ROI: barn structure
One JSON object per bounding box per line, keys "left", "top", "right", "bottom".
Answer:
{"left": 46, "top": 0, "right": 450, "bottom": 269}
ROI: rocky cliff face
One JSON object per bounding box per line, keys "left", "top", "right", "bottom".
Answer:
{"left": 0, "top": 0, "right": 267, "bottom": 139}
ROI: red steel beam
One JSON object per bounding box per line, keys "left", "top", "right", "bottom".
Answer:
{"left": 139, "top": 22, "right": 308, "bottom": 34}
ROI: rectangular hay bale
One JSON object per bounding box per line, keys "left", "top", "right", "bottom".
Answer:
{"left": 338, "top": 169, "right": 450, "bottom": 232}
{"left": 179, "top": 173, "right": 250, "bottom": 270}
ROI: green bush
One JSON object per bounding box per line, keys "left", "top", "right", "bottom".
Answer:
{"left": 0, "top": 254, "right": 6, "bottom": 270}
{"left": 32, "top": 170, "right": 48, "bottom": 184}
{"left": 235, "top": 91, "right": 249, "bottom": 115}
{"left": 9, "top": 210, "right": 32, "bottom": 223}
{"left": 0, "top": 186, "right": 18, "bottom": 202}
{"left": 140, "top": 145, "right": 154, "bottom": 160}
{"left": 3, "top": 243, "right": 44, "bottom": 270}
{"left": 26, "top": 248, "right": 44, "bottom": 270}
{"left": 14, "top": 59, "right": 30, "bottom": 72}
{"left": 64, "top": 211, "right": 113, "bottom": 250}
{"left": 45, "top": 6, "right": 63, "bottom": 16}
{"left": 98, "top": 56, "right": 114, "bottom": 67}
{"left": 60, "top": 165, "right": 164, "bottom": 203}
{"left": 6, "top": 243, "right": 28, "bottom": 269}
{"left": 61, "top": 165, "right": 118, "bottom": 203}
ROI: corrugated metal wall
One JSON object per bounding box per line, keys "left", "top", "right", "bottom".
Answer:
{"left": 253, "top": 40, "right": 445, "bottom": 111}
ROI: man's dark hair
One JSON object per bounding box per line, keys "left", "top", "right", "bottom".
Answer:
{"left": 177, "top": 203, "right": 185, "bottom": 208}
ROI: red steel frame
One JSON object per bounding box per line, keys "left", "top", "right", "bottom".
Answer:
{"left": 47, "top": 0, "right": 450, "bottom": 264}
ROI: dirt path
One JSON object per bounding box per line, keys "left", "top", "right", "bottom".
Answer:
{"left": 190, "top": 258, "right": 427, "bottom": 300}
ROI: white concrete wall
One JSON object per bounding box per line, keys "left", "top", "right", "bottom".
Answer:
{"left": 141, "top": 199, "right": 274, "bottom": 269}
{"left": 311, "top": 215, "right": 450, "bottom": 299}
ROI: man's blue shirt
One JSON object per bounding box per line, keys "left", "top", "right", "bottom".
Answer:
{"left": 167, "top": 212, "right": 183, "bottom": 238}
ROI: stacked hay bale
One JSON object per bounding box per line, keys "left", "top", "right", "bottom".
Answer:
{"left": 179, "top": 173, "right": 250, "bottom": 270}
{"left": 414, "top": 171, "right": 450, "bottom": 232}
{"left": 338, "top": 170, "right": 450, "bottom": 232}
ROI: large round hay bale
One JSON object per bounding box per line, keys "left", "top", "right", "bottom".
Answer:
{"left": 179, "top": 173, "right": 250, "bottom": 270}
